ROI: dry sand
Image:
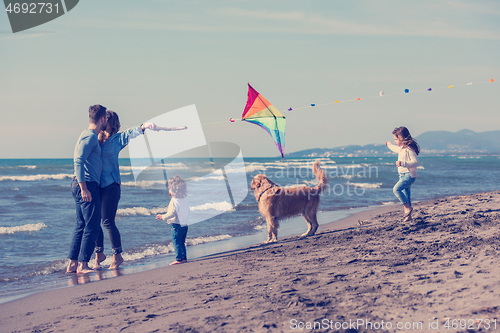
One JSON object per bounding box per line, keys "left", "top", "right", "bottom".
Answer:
{"left": 2, "top": 191, "right": 500, "bottom": 333}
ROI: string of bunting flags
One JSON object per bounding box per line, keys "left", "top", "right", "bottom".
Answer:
{"left": 214, "top": 78, "right": 495, "bottom": 158}
{"left": 282, "top": 78, "right": 495, "bottom": 113}
{"left": 202, "top": 78, "right": 496, "bottom": 126}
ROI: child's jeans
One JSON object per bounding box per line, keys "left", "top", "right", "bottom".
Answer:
{"left": 393, "top": 173, "right": 416, "bottom": 206}
{"left": 171, "top": 223, "right": 188, "bottom": 261}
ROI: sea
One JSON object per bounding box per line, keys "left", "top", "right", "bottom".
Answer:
{"left": 1, "top": 155, "right": 500, "bottom": 304}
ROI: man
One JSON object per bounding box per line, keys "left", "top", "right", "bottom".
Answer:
{"left": 67, "top": 105, "right": 107, "bottom": 274}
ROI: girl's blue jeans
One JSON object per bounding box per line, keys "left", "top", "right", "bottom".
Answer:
{"left": 393, "top": 173, "right": 416, "bottom": 206}
{"left": 171, "top": 223, "right": 188, "bottom": 261}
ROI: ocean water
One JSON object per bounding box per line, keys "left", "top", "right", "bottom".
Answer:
{"left": 1, "top": 156, "right": 500, "bottom": 303}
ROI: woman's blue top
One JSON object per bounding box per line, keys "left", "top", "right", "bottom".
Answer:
{"left": 100, "top": 125, "right": 142, "bottom": 188}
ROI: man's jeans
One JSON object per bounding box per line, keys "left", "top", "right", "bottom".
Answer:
{"left": 68, "top": 178, "right": 101, "bottom": 262}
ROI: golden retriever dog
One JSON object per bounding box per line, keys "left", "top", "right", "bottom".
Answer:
{"left": 250, "top": 161, "right": 328, "bottom": 243}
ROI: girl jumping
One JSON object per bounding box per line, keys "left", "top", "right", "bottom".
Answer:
{"left": 386, "top": 126, "right": 420, "bottom": 222}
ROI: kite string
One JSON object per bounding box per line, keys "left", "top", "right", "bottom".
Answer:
{"left": 201, "top": 79, "right": 494, "bottom": 126}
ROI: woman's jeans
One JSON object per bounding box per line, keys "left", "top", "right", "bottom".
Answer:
{"left": 69, "top": 178, "right": 101, "bottom": 262}
{"left": 393, "top": 173, "right": 416, "bottom": 206}
{"left": 171, "top": 223, "right": 188, "bottom": 261}
{"left": 95, "top": 182, "right": 122, "bottom": 255}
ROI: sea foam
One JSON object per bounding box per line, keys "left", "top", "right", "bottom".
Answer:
{"left": 19, "top": 165, "right": 37, "bottom": 169}
{"left": 345, "top": 182, "right": 382, "bottom": 189}
{"left": 187, "top": 175, "right": 225, "bottom": 182}
{"left": 120, "top": 235, "right": 232, "bottom": 262}
{"left": 0, "top": 165, "right": 37, "bottom": 170}
{"left": 0, "top": 223, "right": 47, "bottom": 235}
{"left": 190, "top": 202, "right": 233, "bottom": 212}
{"left": 116, "top": 201, "right": 233, "bottom": 217}
{"left": 0, "top": 174, "right": 73, "bottom": 181}
{"left": 116, "top": 206, "right": 168, "bottom": 216}
{"left": 119, "top": 162, "right": 188, "bottom": 171}
{"left": 121, "top": 180, "right": 167, "bottom": 188}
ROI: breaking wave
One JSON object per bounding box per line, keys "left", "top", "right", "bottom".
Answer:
{"left": 116, "top": 201, "right": 233, "bottom": 217}
{"left": 0, "top": 223, "right": 47, "bottom": 235}
{"left": 119, "top": 163, "right": 189, "bottom": 171}
{"left": 190, "top": 202, "right": 233, "bottom": 212}
{"left": 0, "top": 174, "right": 73, "bottom": 181}
{"left": 116, "top": 206, "right": 168, "bottom": 217}
{"left": 105, "top": 235, "right": 233, "bottom": 263}
{"left": 345, "top": 182, "right": 382, "bottom": 189}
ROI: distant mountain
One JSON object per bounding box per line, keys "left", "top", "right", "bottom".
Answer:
{"left": 286, "top": 144, "right": 390, "bottom": 158}
{"left": 416, "top": 129, "right": 500, "bottom": 154}
{"left": 286, "top": 129, "right": 500, "bottom": 157}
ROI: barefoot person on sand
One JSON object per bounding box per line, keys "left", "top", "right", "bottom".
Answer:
{"left": 156, "top": 176, "right": 190, "bottom": 265}
{"left": 386, "top": 126, "right": 420, "bottom": 222}
{"left": 67, "top": 105, "right": 108, "bottom": 274}
{"left": 93, "top": 110, "right": 158, "bottom": 269}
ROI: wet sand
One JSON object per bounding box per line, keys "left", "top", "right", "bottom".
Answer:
{"left": 1, "top": 191, "right": 500, "bottom": 333}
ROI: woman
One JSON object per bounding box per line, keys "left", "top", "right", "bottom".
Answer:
{"left": 94, "top": 110, "right": 156, "bottom": 269}
{"left": 386, "top": 126, "right": 420, "bottom": 222}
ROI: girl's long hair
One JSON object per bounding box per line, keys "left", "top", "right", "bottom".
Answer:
{"left": 392, "top": 126, "right": 420, "bottom": 155}
{"left": 99, "top": 110, "right": 121, "bottom": 144}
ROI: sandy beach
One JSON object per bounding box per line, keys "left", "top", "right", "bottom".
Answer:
{"left": 2, "top": 191, "right": 500, "bottom": 333}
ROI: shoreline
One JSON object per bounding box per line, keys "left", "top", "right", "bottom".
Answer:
{"left": 3, "top": 190, "right": 500, "bottom": 332}
{"left": 0, "top": 204, "right": 391, "bottom": 306}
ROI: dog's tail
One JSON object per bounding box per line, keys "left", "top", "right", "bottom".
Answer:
{"left": 313, "top": 160, "right": 328, "bottom": 194}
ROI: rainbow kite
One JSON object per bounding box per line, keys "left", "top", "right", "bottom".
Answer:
{"left": 242, "top": 83, "right": 286, "bottom": 159}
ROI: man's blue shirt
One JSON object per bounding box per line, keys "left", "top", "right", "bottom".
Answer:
{"left": 74, "top": 129, "right": 101, "bottom": 184}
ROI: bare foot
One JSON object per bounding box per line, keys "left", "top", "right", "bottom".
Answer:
{"left": 66, "top": 259, "right": 78, "bottom": 273}
{"left": 77, "top": 262, "right": 94, "bottom": 274}
{"left": 403, "top": 205, "right": 413, "bottom": 222}
{"left": 403, "top": 203, "right": 412, "bottom": 214}
{"left": 94, "top": 252, "right": 106, "bottom": 269}
{"left": 109, "top": 253, "right": 124, "bottom": 270}
{"left": 404, "top": 212, "right": 413, "bottom": 222}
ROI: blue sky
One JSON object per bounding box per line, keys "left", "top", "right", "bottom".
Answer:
{"left": 1, "top": 0, "right": 499, "bottom": 158}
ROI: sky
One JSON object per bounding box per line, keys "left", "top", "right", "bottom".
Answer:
{"left": 1, "top": 0, "right": 499, "bottom": 158}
